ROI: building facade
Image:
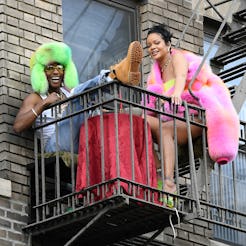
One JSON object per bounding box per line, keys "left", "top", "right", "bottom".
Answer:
{"left": 0, "top": 0, "right": 245, "bottom": 245}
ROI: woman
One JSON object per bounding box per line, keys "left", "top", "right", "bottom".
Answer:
{"left": 144, "top": 24, "right": 239, "bottom": 207}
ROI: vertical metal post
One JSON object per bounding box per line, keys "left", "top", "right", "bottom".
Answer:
{"left": 188, "top": 0, "right": 238, "bottom": 99}
{"left": 184, "top": 102, "right": 201, "bottom": 215}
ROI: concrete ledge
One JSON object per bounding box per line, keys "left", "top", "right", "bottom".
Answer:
{"left": 0, "top": 178, "right": 11, "bottom": 198}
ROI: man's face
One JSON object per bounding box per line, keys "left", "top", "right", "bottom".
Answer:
{"left": 45, "top": 62, "right": 64, "bottom": 90}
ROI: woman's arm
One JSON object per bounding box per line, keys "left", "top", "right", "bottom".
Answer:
{"left": 171, "top": 51, "right": 188, "bottom": 105}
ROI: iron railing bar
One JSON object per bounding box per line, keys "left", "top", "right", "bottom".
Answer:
{"left": 188, "top": 0, "right": 237, "bottom": 100}
{"left": 142, "top": 95, "right": 148, "bottom": 200}
{"left": 68, "top": 101, "right": 75, "bottom": 194}
{"left": 144, "top": 103, "right": 150, "bottom": 201}
{"left": 114, "top": 83, "right": 120, "bottom": 194}
{"left": 218, "top": 165, "right": 223, "bottom": 208}
{"left": 200, "top": 217, "right": 246, "bottom": 233}
{"left": 99, "top": 87, "right": 105, "bottom": 185}
{"left": 54, "top": 106, "right": 61, "bottom": 203}
{"left": 205, "top": 0, "right": 233, "bottom": 10}
{"left": 175, "top": 0, "right": 203, "bottom": 48}
{"left": 83, "top": 95, "right": 90, "bottom": 189}
{"left": 203, "top": 144, "right": 209, "bottom": 204}
{"left": 232, "top": 159, "right": 238, "bottom": 227}
{"left": 34, "top": 132, "right": 40, "bottom": 222}
{"left": 231, "top": 72, "right": 246, "bottom": 112}
{"left": 157, "top": 98, "right": 164, "bottom": 191}
{"left": 142, "top": 227, "right": 165, "bottom": 246}
{"left": 184, "top": 101, "right": 201, "bottom": 216}
{"left": 40, "top": 126, "right": 46, "bottom": 220}
{"left": 173, "top": 107, "right": 180, "bottom": 195}
{"left": 129, "top": 98, "right": 135, "bottom": 186}
{"left": 205, "top": 0, "right": 225, "bottom": 21}
{"left": 64, "top": 207, "right": 110, "bottom": 246}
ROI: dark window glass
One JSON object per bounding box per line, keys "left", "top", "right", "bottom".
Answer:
{"left": 62, "top": 0, "right": 138, "bottom": 82}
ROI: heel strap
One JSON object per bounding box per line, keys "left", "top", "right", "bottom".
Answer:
{"left": 164, "top": 176, "right": 175, "bottom": 183}
{"left": 156, "top": 171, "right": 175, "bottom": 183}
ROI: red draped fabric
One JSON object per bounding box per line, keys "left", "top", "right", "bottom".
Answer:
{"left": 76, "top": 113, "right": 157, "bottom": 200}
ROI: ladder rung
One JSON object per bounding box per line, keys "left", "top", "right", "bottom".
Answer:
{"left": 233, "top": 9, "right": 246, "bottom": 21}
{"left": 210, "top": 44, "right": 246, "bottom": 66}
{"left": 223, "top": 26, "right": 246, "bottom": 42}
{"left": 218, "top": 63, "right": 246, "bottom": 82}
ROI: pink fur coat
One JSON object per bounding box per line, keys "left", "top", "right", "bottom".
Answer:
{"left": 145, "top": 49, "right": 240, "bottom": 164}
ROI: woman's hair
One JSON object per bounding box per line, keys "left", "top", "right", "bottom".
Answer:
{"left": 147, "top": 24, "right": 173, "bottom": 44}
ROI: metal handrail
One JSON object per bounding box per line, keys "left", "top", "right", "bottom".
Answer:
{"left": 188, "top": 0, "right": 238, "bottom": 101}
{"left": 205, "top": 0, "right": 233, "bottom": 10}
{"left": 175, "top": 0, "right": 203, "bottom": 49}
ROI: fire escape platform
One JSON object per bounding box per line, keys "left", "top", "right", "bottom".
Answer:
{"left": 23, "top": 192, "right": 188, "bottom": 246}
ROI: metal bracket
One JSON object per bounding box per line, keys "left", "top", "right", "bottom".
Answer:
{"left": 64, "top": 207, "right": 110, "bottom": 246}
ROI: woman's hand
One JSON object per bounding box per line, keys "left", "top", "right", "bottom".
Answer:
{"left": 170, "top": 92, "right": 182, "bottom": 105}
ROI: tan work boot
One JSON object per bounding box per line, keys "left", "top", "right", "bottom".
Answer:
{"left": 109, "top": 41, "right": 143, "bottom": 86}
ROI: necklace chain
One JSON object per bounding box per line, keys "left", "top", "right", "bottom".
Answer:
{"left": 161, "top": 57, "right": 171, "bottom": 72}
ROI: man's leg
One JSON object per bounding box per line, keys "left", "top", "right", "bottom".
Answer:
{"left": 108, "top": 41, "right": 143, "bottom": 86}
{"left": 45, "top": 41, "right": 143, "bottom": 153}
{"left": 45, "top": 74, "right": 107, "bottom": 153}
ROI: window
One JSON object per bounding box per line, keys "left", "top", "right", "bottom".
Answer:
{"left": 62, "top": 0, "right": 139, "bottom": 83}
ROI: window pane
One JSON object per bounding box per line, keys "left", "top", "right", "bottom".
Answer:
{"left": 62, "top": 0, "right": 137, "bottom": 82}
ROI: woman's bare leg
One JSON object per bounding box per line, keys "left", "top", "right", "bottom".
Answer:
{"left": 161, "top": 119, "right": 202, "bottom": 192}
{"left": 146, "top": 115, "right": 203, "bottom": 193}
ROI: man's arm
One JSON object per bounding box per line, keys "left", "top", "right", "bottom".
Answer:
{"left": 13, "top": 93, "right": 43, "bottom": 133}
{"left": 13, "top": 91, "right": 59, "bottom": 133}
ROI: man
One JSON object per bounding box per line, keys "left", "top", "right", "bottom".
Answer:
{"left": 13, "top": 41, "right": 143, "bottom": 153}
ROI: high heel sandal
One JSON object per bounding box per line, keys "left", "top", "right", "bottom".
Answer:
{"left": 157, "top": 177, "right": 177, "bottom": 208}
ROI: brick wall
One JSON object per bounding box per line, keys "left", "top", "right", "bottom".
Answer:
{"left": 0, "top": 0, "right": 62, "bottom": 245}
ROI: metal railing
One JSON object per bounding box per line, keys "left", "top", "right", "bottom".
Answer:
{"left": 24, "top": 82, "right": 205, "bottom": 233}
{"left": 24, "top": 82, "right": 246, "bottom": 243}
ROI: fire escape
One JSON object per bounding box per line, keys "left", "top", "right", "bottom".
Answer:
{"left": 23, "top": 1, "right": 246, "bottom": 245}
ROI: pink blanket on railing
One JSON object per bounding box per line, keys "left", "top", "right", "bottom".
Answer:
{"left": 146, "top": 49, "right": 240, "bottom": 164}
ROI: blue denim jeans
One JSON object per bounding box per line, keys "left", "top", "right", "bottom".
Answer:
{"left": 44, "top": 70, "right": 110, "bottom": 153}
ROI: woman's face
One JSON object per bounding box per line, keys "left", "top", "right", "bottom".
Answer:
{"left": 146, "top": 33, "right": 170, "bottom": 62}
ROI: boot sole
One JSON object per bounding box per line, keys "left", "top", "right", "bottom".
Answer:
{"left": 128, "top": 41, "right": 143, "bottom": 86}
